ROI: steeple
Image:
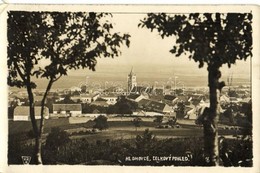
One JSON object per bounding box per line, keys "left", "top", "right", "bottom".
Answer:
{"left": 130, "top": 66, "right": 134, "bottom": 76}
{"left": 127, "top": 67, "right": 137, "bottom": 93}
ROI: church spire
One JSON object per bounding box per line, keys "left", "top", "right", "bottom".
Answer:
{"left": 127, "top": 66, "right": 137, "bottom": 94}
{"left": 130, "top": 66, "right": 133, "bottom": 75}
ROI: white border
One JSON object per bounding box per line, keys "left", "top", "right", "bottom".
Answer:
{"left": 0, "top": 4, "right": 259, "bottom": 173}
{"left": 0, "top": 0, "right": 260, "bottom": 5}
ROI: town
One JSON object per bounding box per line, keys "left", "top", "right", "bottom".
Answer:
{"left": 8, "top": 68, "right": 251, "bottom": 133}
{"left": 8, "top": 67, "right": 253, "bottom": 165}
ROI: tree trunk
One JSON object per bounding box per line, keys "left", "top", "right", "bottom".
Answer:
{"left": 38, "top": 79, "right": 54, "bottom": 165}
{"left": 35, "top": 136, "right": 43, "bottom": 164}
{"left": 204, "top": 65, "right": 222, "bottom": 166}
{"left": 26, "top": 84, "right": 42, "bottom": 164}
{"left": 27, "top": 85, "right": 38, "bottom": 135}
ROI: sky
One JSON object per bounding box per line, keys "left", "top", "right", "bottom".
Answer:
{"left": 10, "top": 12, "right": 251, "bottom": 90}
{"left": 69, "top": 13, "right": 250, "bottom": 79}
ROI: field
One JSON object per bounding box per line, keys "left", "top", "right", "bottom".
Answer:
{"left": 8, "top": 117, "right": 251, "bottom": 166}
{"left": 9, "top": 117, "right": 244, "bottom": 144}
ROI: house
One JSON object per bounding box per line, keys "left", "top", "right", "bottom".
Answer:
{"left": 137, "top": 99, "right": 172, "bottom": 114}
{"left": 91, "top": 93, "right": 100, "bottom": 101}
{"left": 184, "top": 103, "right": 224, "bottom": 120}
{"left": 185, "top": 105, "right": 199, "bottom": 120}
{"left": 53, "top": 104, "right": 82, "bottom": 117}
{"left": 13, "top": 106, "right": 49, "bottom": 121}
{"left": 80, "top": 94, "right": 96, "bottom": 103}
{"left": 148, "top": 100, "right": 172, "bottom": 113}
{"left": 236, "top": 90, "right": 249, "bottom": 98}
{"left": 149, "top": 94, "right": 165, "bottom": 103}
{"left": 131, "top": 86, "right": 153, "bottom": 95}
{"left": 239, "top": 98, "right": 251, "bottom": 104}
{"left": 199, "top": 99, "right": 210, "bottom": 107}
{"left": 100, "top": 94, "right": 118, "bottom": 105}
{"left": 70, "top": 96, "right": 82, "bottom": 103}
{"left": 133, "top": 110, "right": 164, "bottom": 117}
{"left": 71, "top": 93, "right": 100, "bottom": 103}
{"left": 229, "top": 97, "right": 239, "bottom": 103}
{"left": 71, "top": 94, "right": 92, "bottom": 103}
{"left": 90, "top": 98, "right": 109, "bottom": 107}
{"left": 127, "top": 93, "right": 147, "bottom": 102}
{"left": 164, "top": 95, "right": 177, "bottom": 101}
{"left": 104, "top": 86, "right": 127, "bottom": 95}
{"left": 176, "top": 95, "right": 190, "bottom": 104}
{"left": 152, "top": 88, "right": 165, "bottom": 96}
{"left": 70, "top": 86, "right": 81, "bottom": 92}
{"left": 164, "top": 95, "right": 178, "bottom": 105}
{"left": 220, "top": 94, "right": 230, "bottom": 104}
{"left": 138, "top": 99, "right": 152, "bottom": 109}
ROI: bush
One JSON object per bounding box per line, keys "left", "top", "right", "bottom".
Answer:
{"left": 93, "top": 115, "right": 108, "bottom": 130}
{"left": 45, "top": 127, "right": 70, "bottom": 151}
{"left": 27, "top": 129, "right": 35, "bottom": 139}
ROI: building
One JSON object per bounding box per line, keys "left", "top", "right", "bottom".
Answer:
{"left": 137, "top": 98, "right": 172, "bottom": 114}
{"left": 131, "top": 86, "right": 153, "bottom": 95}
{"left": 101, "top": 96, "right": 117, "bottom": 105}
{"left": 176, "top": 95, "right": 190, "bottom": 104}
{"left": 79, "top": 94, "right": 93, "bottom": 103}
{"left": 127, "top": 67, "right": 165, "bottom": 96}
{"left": 147, "top": 100, "right": 172, "bottom": 113}
{"left": 152, "top": 88, "right": 165, "bottom": 96}
{"left": 103, "top": 86, "right": 127, "bottom": 95}
{"left": 69, "top": 86, "right": 81, "bottom": 92}
{"left": 127, "top": 93, "right": 147, "bottom": 102}
{"left": 220, "top": 94, "right": 230, "bottom": 104}
{"left": 100, "top": 94, "right": 118, "bottom": 105}
{"left": 184, "top": 105, "right": 199, "bottom": 120}
{"left": 53, "top": 104, "right": 82, "bottom": 117}
{"left": 127, "top": 67, "right": 137, "bottom": 93}
{"left": 133, "top": 110, "right": 164, "bottom": 117}
{"left": 138, "top": 98, "right": 152, "bottom": 109}
{"left": 90, "top": 98, "right": 109, "bottom": 107}
{"left": 164, "top": 95, "right": 178, "bottom": 105}
{"left": 71, "top": 93, "right": 100, "bottom": 103}
{"left": 13, "top": 106, "right": 49, "bottom": 121}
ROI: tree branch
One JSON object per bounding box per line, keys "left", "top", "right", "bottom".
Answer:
{"left": 13, "top": 61, "right": 27, "bottom": 82}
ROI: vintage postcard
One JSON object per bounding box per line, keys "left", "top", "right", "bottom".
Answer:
{"left": 0, "top": 4, "right": 259, "bottom": 173}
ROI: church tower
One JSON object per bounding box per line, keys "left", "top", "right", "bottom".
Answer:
{"left": 127, "top": 67, "right": 137, "bottom": 93}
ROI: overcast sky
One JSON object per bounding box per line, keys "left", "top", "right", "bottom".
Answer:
{"left": 70, "top": 13, "right": 250, "bottom": 79}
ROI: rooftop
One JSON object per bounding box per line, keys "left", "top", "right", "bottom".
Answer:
{"left": 14, "top": 106, "right": 49, "bottom": 116}
{"left": 53, "top": 104, "right": 82, "bottom": 111}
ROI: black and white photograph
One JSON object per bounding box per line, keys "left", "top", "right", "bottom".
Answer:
{"left": 1, "top": 4, "right": 259, "bottom": 173}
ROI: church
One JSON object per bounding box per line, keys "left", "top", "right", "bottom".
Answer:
{"left": 127, "top": 67, "right": 137, "bottom": 93}
{"left": 127, "top": 67, "right": 164, "bottom": 96}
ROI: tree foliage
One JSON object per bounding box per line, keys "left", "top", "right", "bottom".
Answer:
{"left": 8, "top": 11, "right": 130, "bottom": 88}
{"left": 107, "top": 96, "right": 138, "bottom": 114}
{"left": 45, "top": 127, "right": 70, "bottom": 151}
{"left": 140, "top": 13, "right": 252, "bottom": 166}
{"left": 7, "top": 11, "right": 130, "bottom": 164}
{"left": 176, "top": 102, "right": 185, "bottom": 119}
{"left": 93, "top": 115, "right": 109, "bottom": 130}
{"left": 135, "top": 129, "right": 156, "bottom": 155}
{"left": 132, "top": 117, "right": 142, "bottom": 131}
{"left": 153, "top": 116, "right": 163, "bottom": 125}
{"left": 82, "top": 103, "right": 108, "bottom": 114}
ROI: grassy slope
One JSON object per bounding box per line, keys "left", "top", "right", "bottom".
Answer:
{"left": 9, "top": 118, "right": 243, "bottom": 144}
